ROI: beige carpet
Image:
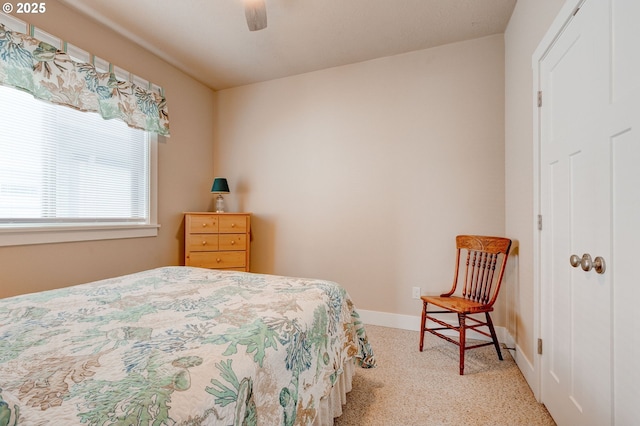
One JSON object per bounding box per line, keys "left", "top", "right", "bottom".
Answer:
{"left": 334, "top": 325, "right": 556, "bottom": 426}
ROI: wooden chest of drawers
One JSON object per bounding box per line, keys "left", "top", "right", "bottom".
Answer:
{"left": 184, "top": 212, "right": 251, "bottom": 271}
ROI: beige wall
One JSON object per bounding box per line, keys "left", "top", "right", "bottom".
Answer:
{"left": 0, "top": 1, "right": 216, "bottom": 298}
{"left": 504, "top": 0, "right": 565, "bottom": 363}
{"left": 214, "top": 35, "right": 507, "bottom": 320}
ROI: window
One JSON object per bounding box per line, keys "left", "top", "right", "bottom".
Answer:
{"left": 0, "top": 85, "right": 158, "bottom": 246}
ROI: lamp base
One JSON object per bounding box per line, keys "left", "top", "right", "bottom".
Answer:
{"left": 215, "top": 194, "right": 225, "bottom": 213}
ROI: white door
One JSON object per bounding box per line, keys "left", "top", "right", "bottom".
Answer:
{"left": 540, "top": 0, "right": 611, "bottom": 424}
{"left": 538, "top": 0, "right": 640, "bottom": 424}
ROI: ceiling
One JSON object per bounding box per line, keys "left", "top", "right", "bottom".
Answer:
{"left": 58, "top": 0, "right": 517, "bottom": 91}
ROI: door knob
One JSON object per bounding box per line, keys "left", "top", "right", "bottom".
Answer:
{"left": 569, "top": 253, "right": 606, "bottom": 274}
{"left": 580, "top": 253, "right": 593, "bottom": 271}
{"left": 569, "top": 254, "right": 581, "bottom": 268}
{"left": 593, "top": 256, "right": 606, "bottom": 274}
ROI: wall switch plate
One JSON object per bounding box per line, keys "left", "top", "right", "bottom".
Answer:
{"left": 412, "top": 286, "right": 421, "bottom": 299}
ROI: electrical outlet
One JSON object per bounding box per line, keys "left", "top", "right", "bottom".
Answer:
{"left": 412, "top": 286, "right": 421, "bottom": 299}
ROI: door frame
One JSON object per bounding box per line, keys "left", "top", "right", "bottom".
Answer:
{"left": 531, "top": 0, "right": 586, "bottom": 402}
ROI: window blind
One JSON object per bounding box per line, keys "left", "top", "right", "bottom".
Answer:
{"left": 0, "top": 85, "right": 150, "bottom": 227}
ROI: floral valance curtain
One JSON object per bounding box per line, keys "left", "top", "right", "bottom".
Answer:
{"left": 0, "top": 20, "right": 170, "bottom": 136}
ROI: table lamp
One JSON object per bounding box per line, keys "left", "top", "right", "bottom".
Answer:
{"left": 211, "top": 178, "right": 230, "bottom": 212}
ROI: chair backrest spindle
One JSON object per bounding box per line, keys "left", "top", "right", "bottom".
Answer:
{"left": 470, "top": 252, "right": 477, "bottom": 299}
{"left": 462, "top": 251, "right": 473, "bottom": 299}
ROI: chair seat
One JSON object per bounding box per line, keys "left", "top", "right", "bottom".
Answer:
{"left": 421, "top": 295, "right": 494, "bottom": 314}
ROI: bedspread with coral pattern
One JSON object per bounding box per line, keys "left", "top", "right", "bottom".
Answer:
{"left": 0, "top": 266, "right": 375, "bottom": 425}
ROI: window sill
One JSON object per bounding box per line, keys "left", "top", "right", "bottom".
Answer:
{"left": 0, "top": 224, "right": 160, "bottom": 247}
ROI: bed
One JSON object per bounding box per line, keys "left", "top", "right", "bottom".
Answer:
{"left": 0, "top": 266, "right": 375, "bottom": 425}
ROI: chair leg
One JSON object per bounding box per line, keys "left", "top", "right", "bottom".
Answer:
{"left": 485, "top": 312, "right": 503, "bottom": 361}
{"left": 419, "top": 300, "right": 427, "bottom": 351}
{"left": 458, "top": 313, "right": 466, "bottom": 375}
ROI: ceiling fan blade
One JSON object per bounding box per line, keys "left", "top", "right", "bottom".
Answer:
{"left": 244, "top": 0, "right": 267, "bottom": 31}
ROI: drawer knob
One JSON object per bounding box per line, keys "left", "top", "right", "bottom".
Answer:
{"left": 201, "top": 241, "right": 207, "bottom": 246}
{"left": 202, "top": 223, "right": 207, "bottom": 227}
{"left": 231, "top": 223, "right": 236, "bottom": 228}
{"left": 231, "top": 240, "right": 236, "bottom": 245}
{"left": 216, "top": 258, "right": 221, "bottom": 263}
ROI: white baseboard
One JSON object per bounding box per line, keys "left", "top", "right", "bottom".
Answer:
{"left": 358, "top": 309, "right": 422, "bottom": 331}
{"left": 514, "top": 342, "right": 538, "bottom": 400}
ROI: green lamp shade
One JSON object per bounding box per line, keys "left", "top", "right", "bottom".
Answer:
{"left": 211, "top": 178, "right": 230, "bottom": 193}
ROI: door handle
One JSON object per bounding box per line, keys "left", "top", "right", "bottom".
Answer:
{"left": 580, "top": 253, "right": 593, "bottom": 271}
{"left": 593, "top": 256, "right": 606, "bottom": 274}
{"left": 569, "top": 253, "right": 606, "bottom": 274}
{"left": 569, "top": 254, "right": 581, "bottom": 268}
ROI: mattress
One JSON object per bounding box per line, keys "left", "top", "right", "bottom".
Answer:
{"left": 0, "top": 266, "right": 375, "bottom": 425}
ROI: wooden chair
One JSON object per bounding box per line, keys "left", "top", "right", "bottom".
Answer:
{"left": 419, "top": 235, "right": 512, "bottom": 375}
